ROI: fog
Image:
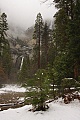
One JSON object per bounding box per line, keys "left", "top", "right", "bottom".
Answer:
{"left": 0, "top": 0, "right": 57, "bottom": 29}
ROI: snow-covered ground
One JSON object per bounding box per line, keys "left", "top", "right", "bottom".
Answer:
{"left": 0, "top": 99, "right": 80, "bottom": 120}
{"left": 0, "top": 84, "right": 80, "bottom": 120}
{"left": 0, "top": 84, "right": 26, "bottom": 93}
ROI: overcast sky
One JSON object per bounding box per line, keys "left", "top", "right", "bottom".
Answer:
{"left": 0, "top": 0, "right": 57, "bottom": 29}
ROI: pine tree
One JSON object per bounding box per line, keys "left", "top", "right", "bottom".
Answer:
{"left": 41, "top": 22, "right": 50, "bottom": 68}
{"left": 33, "top": 13, "right": 44, "bottom": 69}
{"left": 53, "top": 0, "right": 80, "bottom": 82}
{"left": 68, "top": 0, "right": 80, "bottom": 80}
{"left": 0, "top": 12, "right": 12, "bottom": 80}
{"left": 25, "top": 69, "right": 50, "bottom": 111}
{"left": 2, "top": 42, "right": 12, "bottom": 78}
{"left": 54, "top": 7, "right": 69, "bottom": 53}
{"left": 0, "top": 12, "right": 2, "bottom": 57}
{"left": 0, "top": 13, "right": 8, "bottom": 57}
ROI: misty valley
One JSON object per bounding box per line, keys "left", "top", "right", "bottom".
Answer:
{"left": 0, "top": 0, "right": 80, "bottom": 120}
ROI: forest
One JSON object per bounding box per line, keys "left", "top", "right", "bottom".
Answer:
{"left": 0, "top": 0, "right": 80, "bottom": 111}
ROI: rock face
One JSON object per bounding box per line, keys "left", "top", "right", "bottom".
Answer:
{"left": 8, "top": 24, "right": 34, "bottom": 62}
{"left": 6, "top": 24, "right": 35, "bottom": 82}
{"left": 25, "top": 26, "right": 34, "bottom": 40}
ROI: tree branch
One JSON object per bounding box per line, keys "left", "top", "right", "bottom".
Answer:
{"left": 40, "top": 0, "right": 54, "bottom": 7}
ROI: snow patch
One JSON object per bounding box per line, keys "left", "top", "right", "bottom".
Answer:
{"left": 0, "top": 100, "right": 80, "bottom": 120}
{"left": 0, "top": 84, "right": 26, "bottom": 93}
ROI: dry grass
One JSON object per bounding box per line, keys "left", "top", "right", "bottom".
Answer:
{"left": 0, "top": 92, "right": 25, "bottom": 104}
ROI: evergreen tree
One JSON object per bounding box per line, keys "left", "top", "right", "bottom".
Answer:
{"left": 41, "top": 22, "right": 50, "bottom": 68}
{"left": 61, "top": 78, "right": 76, "bottom": 92}
{"left": 68, "top": 0, "right": 80, "bottom": 80}
{"left": 33, "top": 13, "right": 44, "bottom": 69}
{"left": 54, "top": 7, "right": 69, "bottom": 53}
{"left": 0, "top": 13, "right": 8, "bottom": 56}
{"left": 2, "top": 42, "right": 12, "bottom": 78}
{"left": 25, "top": 69, "right": 50, "bottom": 111}
{"left": 53, "top": 0, "right": 80, "bottom": 82}
{"left": 0, "top": 12, "right": 12, "bottom": 80}
{"left": 0, "top": 13, "right": 2, "bottom": 56}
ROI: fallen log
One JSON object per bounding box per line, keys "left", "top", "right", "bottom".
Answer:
{"left": 0, "top": 102, "right": 24, "bottom": 111}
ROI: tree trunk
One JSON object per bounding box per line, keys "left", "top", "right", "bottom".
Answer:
{"left": 38, "top": 24, "right": 41, "bottom": 69}
{"left": 74, "top": 62, "right": 79, "bottom": 80}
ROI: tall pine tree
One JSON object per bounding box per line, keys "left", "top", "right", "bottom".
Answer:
{"left": 0, "top": 12, "right": 12, "bottom": 80}
{"left": 53, "top": 0, "right": 80, "bottom": 81}
{"left": 41, "top": 22, "right": 51, "bottom": 68}
{"left": 33, "top": 13, "right": 44, "bottom": 69}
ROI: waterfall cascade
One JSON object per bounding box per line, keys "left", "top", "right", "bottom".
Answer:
{"left": 20, "top": 56, "right": 24, "bottom": 70}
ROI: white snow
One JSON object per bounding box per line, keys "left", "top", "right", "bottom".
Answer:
{"left": 0, "top": 84, "right": 80, "bottom": 120}
{"left": 0, "top": 84, "right": 26, "bottom": 93}
{"left": 0, "top": 90, "right": 7, "bottom": 94}
{"left": 0, "top": 99, "right": 80, "bottom": 120}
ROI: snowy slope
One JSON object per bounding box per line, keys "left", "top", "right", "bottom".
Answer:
{"left": 0, "top": 99, "right": 80, "bottom": 120}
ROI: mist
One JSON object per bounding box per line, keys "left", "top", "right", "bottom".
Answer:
{"left": 0, "top": 0, "right": 57, "bottom": 29}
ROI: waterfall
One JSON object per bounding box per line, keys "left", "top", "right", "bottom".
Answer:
{"left": 20, "top": 56, "right": 24, "bottom": 70}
